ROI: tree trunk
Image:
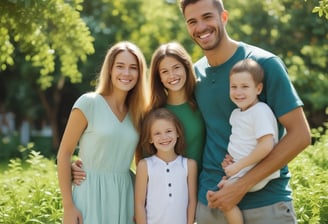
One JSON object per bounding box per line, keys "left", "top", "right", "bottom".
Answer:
{"left": 37, "top": 76, "right": 66, "bottom": 153}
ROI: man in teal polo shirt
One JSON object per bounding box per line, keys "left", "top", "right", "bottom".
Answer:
{"left": 179, "top": 0, "right": 311, "bottom": 223}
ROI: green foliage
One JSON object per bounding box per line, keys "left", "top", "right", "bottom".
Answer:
{"left": 0, "top": 132, "right": 54, "bottom": 161}
{"left": 0, "top": 0, "right": 327, "bottom": 150}
{"left": 306, "top": 0, "right": 328, "bottom": 19}
{"left": 0, "top": 133, "right": 21, "bottom": 161}
{"left": 0, "top": 127, "right": 328, "bottom": 223}
{"left": 129, "top": 1, "right": 194, "bottom": 63}
{"left": 0, "top": 0, "right": 94, "bottom": 89}
{"left": 0, "top": 150, "right": 62, "bottom": 224}
{"left": 225, "top": 0, "right": 328, "bottom": 125}
{"left": 289, "top": 125, "right": 328, "bottom": 223}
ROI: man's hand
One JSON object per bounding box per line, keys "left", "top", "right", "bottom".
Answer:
{"left": 207, "top": 178, "right": 248, "bottom": 212}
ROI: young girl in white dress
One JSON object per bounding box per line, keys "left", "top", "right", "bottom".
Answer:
{"left": 134, "top": 108, "right": 197, "bottom": 224}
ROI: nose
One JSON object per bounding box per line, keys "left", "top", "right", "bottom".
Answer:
{"left": 195, "top": 20, "right": 207, "bottom": 33}
{"left": 168, "top": 70, "right": 175, "bottom": 77}
{"left": 122, "top": 68, "right": 130, "bottom": 75}
{"left": 160, "top": 133, "right": 170, "bottom": 140}
{"left": 235, "top": 88, "right": 244, "bottom": 95}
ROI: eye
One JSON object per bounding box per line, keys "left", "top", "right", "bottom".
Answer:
{"left": 160, "top": 70, "right": 168, "bottom": 75}
{"left": 130, "top": 65, "right": 138, "bottom": 70}
{"left": 174, "top": 65, "right": 181, "bottom": 70}
{"left": 187, "top": 19, "right": 196, "bottom": 26}
{"left": 166, "top": 129, "right": 173, "bottom": 133}
{"left": 203, "top": 13, "right": 214, "bottom": 20}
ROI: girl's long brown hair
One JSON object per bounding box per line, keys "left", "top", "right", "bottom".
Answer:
{"left": 148, "top": 42, "right": 197, "bottom": 111}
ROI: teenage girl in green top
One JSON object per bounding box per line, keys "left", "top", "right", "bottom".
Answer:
{"left": 135, "top": 42, "right": 206, "bottom": 173}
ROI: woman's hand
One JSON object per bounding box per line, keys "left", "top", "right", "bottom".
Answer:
{"left": 63, "top": 204, "right": 83, "bottom": 224}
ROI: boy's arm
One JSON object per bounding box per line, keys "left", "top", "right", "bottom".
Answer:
{"left": 187, "top": 159, "right": 198, "bottom": 224}
{"left": 224, "top": 134, "right": 274, "bottom": 177}
{"left": 134, "top": 159, "right": 148, "bottom": 224}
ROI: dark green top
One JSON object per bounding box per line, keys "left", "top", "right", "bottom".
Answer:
{"left": 165, "top": 102, "right": 206, "bottom": 174}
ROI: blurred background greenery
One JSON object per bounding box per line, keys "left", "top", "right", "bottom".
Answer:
{"left": 0, "top": 0, "right": 327, "bottom": 158}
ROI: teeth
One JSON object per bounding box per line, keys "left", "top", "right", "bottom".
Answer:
{"left": 120, "top": 79, "right": 130, "bottom": 83}
{"left": 199, "top": 33, "right": 210, "bottom": 39}
{"left": 169, "top": 79, "right": 179, "bottom": 85}
{"left": 161, "top": 141, "right": 171, "bottom": 145}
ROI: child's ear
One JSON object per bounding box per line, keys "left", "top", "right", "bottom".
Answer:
{"left": 257, "top": 83, "right": 263, "bottom": 95}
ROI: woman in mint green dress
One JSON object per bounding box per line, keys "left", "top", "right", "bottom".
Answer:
{"left": 57, "top": 41, "right": 148, "bottom": 224}
{"left": 135, "top": 42, "right": 205, "bottom": 173}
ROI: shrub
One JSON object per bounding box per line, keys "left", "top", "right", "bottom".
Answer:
{"left": 0, "top": 150, "right": 62, "bottom": 224}
{"left": 289, "top": 126, "right": 328, "bottom": 224}
{"left": 0, "top": 126, "right": 327, "bottom": 223}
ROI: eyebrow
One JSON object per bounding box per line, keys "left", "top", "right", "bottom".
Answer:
{"left": 115, "top": 61, "right": 138, "bottom": 66}
{"left": 186, "top": 12, "right": 213, "bottom": 24}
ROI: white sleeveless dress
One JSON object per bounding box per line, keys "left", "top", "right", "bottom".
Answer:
{"left": 145, "top": 155, "right": 189, "bottom": 224}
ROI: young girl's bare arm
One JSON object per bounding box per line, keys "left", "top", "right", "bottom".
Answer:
{"left": 134, "top": 159, "right": 148, "bottom": 224}
{"left": 187, "top": 159, "right": 198, "bottom": 224}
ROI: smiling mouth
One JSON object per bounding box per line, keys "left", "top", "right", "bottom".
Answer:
{"left": 169, "top": 79, "right": 180, "bottom": 85}
{"left": 199, "top": 32, "right": 211, "bottom": 39}
{"left": 160, "top": 140, "right": 171, "bottom": 145}
{"left": 119, "top": 78, "right": 132, "bottom": 84}
{"left": 235, "top": 98, "right": 245, "bottom": 101}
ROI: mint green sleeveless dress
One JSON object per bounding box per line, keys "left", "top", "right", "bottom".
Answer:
{"left": 72, "top": 92, "right": 137, "bottom": 224}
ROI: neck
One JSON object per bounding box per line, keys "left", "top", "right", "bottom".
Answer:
{"left": 102, "top": 92, "right": 128, "bottom": 121}
{"left": 240, "top": 99, "right": 259, "bottom": 111}
{"left": 167, "top": 90, "right": 187, "bottom": 105}
{"left": 156, "top": 151, "right": 178, "bottom": 163}
{"left": 205, "top": 36, "right": 239, "bottom": 67}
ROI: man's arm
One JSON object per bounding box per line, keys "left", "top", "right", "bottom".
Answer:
{"left": 207, "top": 107, "right": 311, "bottom": 211}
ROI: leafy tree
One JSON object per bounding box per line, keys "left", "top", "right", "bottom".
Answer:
{"left": 0, "top": 0, "right": 327, "bottom": 156}
{"left": 306, "top": 0, "right": 328, "bottom": 19}
{"left": 0, "top": 0, "right": 94, "bottom": 149}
